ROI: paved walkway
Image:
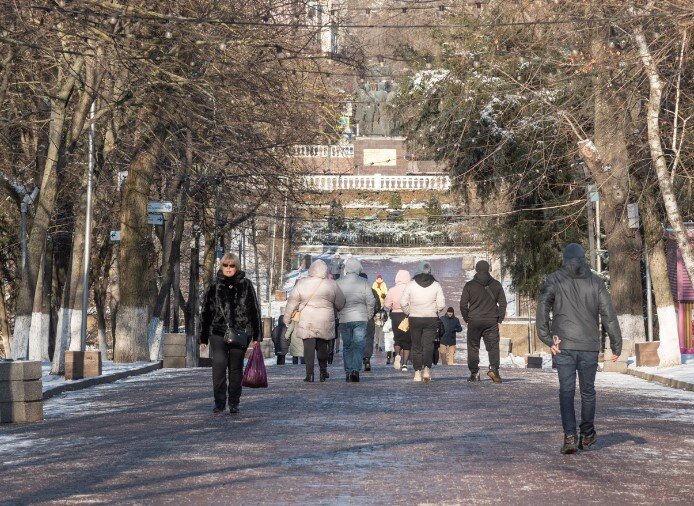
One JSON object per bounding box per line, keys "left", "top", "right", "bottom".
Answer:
{"left": 2, "top": 354, "right": 693, "bottom": 505}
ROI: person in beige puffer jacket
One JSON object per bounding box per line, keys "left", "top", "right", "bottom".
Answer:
{"left": 384, "top": 269, "right": 412, "bottom": 371}
{"left": 401, "top": 261, "right": 446, "bottom": 382}
{"left": 284, "top": 260, "right": 346, "bottom": 383}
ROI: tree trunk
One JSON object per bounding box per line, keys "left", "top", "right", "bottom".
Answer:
{"left": 114, "top": 112, "right": 163, "bottom": 363}
{"left": 634, "top": 25, "right": 694, "bottom": 310}
{"left": 67, "top": 173, "right": 89, "bottom": 353}
{"left": 0, "top": 282, "right": 11, "bottom": 359}
{"left": 202, "top": 229, "right": 217, "bottom": 293}
{"left": 28, "top": 242, "right": 51, "bottom": 361}
{"left": 108, "top": 255, "right": 120, "bottom": 352}
{"left": 51, "top": 258, "right": 73, "bottom": 374}
{"left": 94, "top": 287, "right": 109, "bottom": 358}
{"left": 12, "top": 57, "right": 84, "bottom": 359}
{"left": 641, "top": 195, "right": 681, "bottom": 366}
{"left": 579, "top": 33, "right": 646, "bottom": 343}
{"left": 146, "top": 140, "right": 191, "bottom": 358}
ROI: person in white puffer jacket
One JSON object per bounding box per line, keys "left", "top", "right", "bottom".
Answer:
{"left": 400, "top": 261, "right": 446, "bottom": 383}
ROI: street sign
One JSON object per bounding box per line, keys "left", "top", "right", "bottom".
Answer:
{"left": 109, "top": 231, "right": 121, "bottom": 242}
{"left": 147, "top": 201, "right": 173, "bottom": 213}
{"left": 147, "top": 213, "right": 164, "bottom": 225}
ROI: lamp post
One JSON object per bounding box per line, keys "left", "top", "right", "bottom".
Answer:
{"left": 80, "top": 101, "right": 96, "bottom": 349}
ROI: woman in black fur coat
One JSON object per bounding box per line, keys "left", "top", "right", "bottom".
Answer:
{"left": 200, "top": 253, "right": 262, "bottom": 414}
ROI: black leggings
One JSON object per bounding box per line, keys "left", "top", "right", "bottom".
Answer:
{"left": 304, "top": 338, "right": 330, "bottom": 376}
{"left": 210, "top": 334, "right": 245, "bottom": 407}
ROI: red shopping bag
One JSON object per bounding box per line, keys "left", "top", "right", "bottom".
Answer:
{"left": 242, "top": 344, "right": 268, "bottom": 388}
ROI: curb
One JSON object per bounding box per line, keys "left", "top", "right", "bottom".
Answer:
{"left": 43, "top": 362, "right": 163, "bottom": 400}
{"left": 626, "top": 368, "right": 694, "bottom": 393}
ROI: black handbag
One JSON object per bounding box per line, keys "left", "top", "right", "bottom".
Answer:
{"left": 216, "top": 285, "right": 250, "bottom": 348}
{"left": 223, "top": 327, "right": 249, "bottom": 348}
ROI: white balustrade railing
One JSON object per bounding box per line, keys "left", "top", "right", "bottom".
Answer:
{"left": 293, "top": 144, "right": 355, "bottom": 158}
{"left": 305, "top": 174, "right": 451, "bottom": 191}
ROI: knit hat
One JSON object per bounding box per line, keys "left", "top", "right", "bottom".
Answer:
{"left": 376, "top": 274, "right": 383, "bottom": 280}
{"left": 418, "top": 261, "right": 432, "bottom": 275}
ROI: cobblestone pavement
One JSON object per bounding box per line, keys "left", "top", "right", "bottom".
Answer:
{"left": 2, "top": 353, "right": 693, "bottom": 505}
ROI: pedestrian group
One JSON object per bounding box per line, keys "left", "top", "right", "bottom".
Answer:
{"left": 199, "top": 243, "right": 623, "bottom": 454}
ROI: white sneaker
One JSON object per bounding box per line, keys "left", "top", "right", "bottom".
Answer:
{"left": 423, "top": 367, "right": 431, "bottom": 383}
{"left": 401, "top": 364, "right": 408, "bottom": 372}
{"left": 413, "top": 370, "right": 422, "bottom": 382}
{"left": 393, "top": 355, "right": 401, "bottom": 370}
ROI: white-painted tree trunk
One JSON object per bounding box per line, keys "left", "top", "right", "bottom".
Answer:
{"left": 147, "top": 317, "right": 164, "bottom": 361}
{"left": 616, "top": 314, "right": 645, "bottom": 348}
{"left": 11, "top": 315, "right": 31, "bottom": 360}
{"left": 68, "top": 309, "right": 84, "bottom": 352}
{"left": 51, "top": 307, "right": 72, "bottom": 374}
{"left": 656, "top": 305, "right": 681, "bottom": 367}
{"left": 28, "top": 250, "right": 50, "bottom": 360}
{"left": 634, "top": 27, "right": 694, "bottom": 292}
{"left": 28, "top": 312, "right": 50, "bottom": 361}
{"left": 114, "top": 306, "right": 150, "bottom": 362}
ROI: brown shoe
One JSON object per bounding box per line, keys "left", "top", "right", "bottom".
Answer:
{"left": 487, "top": 368, "right": 502, "bottom": 383}
{"left": 561, "top": 434, "right": 578, "bottom": 454}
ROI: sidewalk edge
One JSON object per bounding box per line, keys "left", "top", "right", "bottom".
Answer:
{"left": 626, "top": 368, "right": 694, "bottom": 392}
{"left": 43, "top": 362, "right": 163, "bottom": 400}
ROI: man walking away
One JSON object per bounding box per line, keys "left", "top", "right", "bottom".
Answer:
{"left": 536, "top": 243, "right": 622, "bottom": 455}
{"left": 439, "top": 307, "right": 462, "bottom": 365}
{"left": 330, "top": 253, "right": 344, "bottom": 280}
{"left": 460, "top": 260, "right": 507, "bottom": 383}
{"left": 337, "top": 259, "right": 375, "bottom": 382}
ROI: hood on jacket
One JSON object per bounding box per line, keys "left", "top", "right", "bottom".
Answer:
{"left": 344, "top": 258, "right": 363, "bottom": 275}
{"left": 562, "top": 243, "right": 591, "bottom": 278}
{"left": 413, "top": 273, "right": 436, "bottom": 288}
{"left": 308, "top": 259, "right": 329, "bottom": 279}
{"left": 473, "top": 260, "right": 491, "bottom": 286}
{"left": 395, "top": 269, "right": 411, "bottom": 286}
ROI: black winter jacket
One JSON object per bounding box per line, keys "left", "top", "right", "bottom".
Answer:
{"left": 460, "top": 273, "right": 507, "bottom": 323}
{"left": 271, "top": 315, "right": 288, "bottom": 355}
{"left": 439, "top": 315, "right": 463, "bottom": 345}
{"left": 199, "top": 271, "right": 262, "bottom": 345}
{"left": 536, "top": 258, "right": 622, "bottom": 355}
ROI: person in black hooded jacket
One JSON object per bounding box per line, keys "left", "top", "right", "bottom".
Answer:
{"left": 200, "top": 253, "right": 262, "bottom": 414}
{"left": 460, "top": 260, "right": 507, "bottom": 383}
{"left": 536, "top": 243, "right": 622, "bottom": 454}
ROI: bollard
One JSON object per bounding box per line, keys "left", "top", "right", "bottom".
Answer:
{"left": 0, "top": 361, "right": 44, "bottom": 423}
{"left": 635, "top": 341, "right": 659, "bottom": 367}
{"left": 65, "top": 351, "right": 102, "bottom": 380}
{"left": 163, "top": 333, "right": 187, "bottom": 368}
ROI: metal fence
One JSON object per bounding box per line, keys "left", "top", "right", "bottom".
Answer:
{"left": 303, "top": 231, "right": 457, "bottom": 248}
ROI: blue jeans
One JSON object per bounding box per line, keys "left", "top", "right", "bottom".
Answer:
{"left": 340, "top": 321, "right": 367, "bottom": 373}
{"left": 554, "top": 350, "right": 599, "bottom": 437}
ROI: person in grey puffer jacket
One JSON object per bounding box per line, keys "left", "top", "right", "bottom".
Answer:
{"left": 401, "top": 261, "right": 446, "bottom": 382}
{"left": 337, "top": 258, "right": 376, "bottom": 382}
{"left": 536, "top": 243, "right": 622, "bottom": 455}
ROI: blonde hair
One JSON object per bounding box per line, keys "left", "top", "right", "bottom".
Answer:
{"left": 220, "top": 252, "right": 240, "bottom": 267}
